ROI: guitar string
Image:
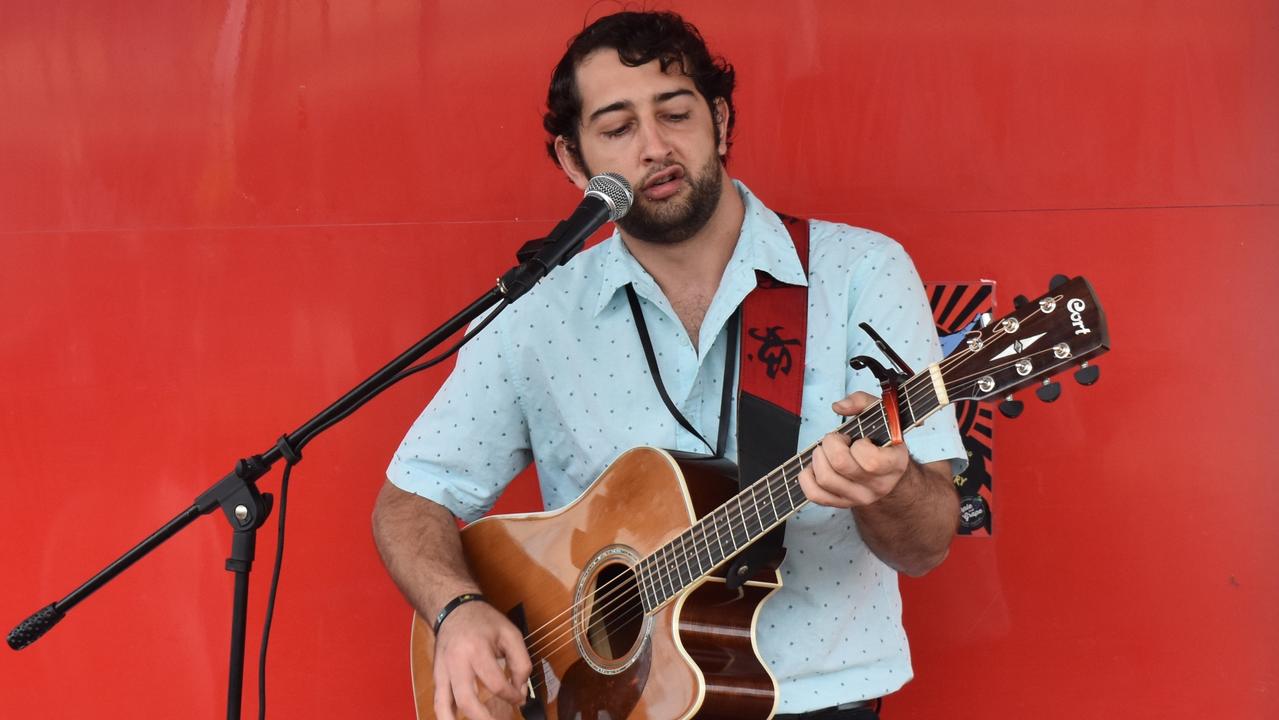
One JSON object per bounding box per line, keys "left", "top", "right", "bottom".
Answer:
{"left": 517, "top": 301, "right": 1045, "bottom": 650}
{"left": 519, "top": 388, "right": 915, "bottom": 665}
{"left": 517, "top": 342, "right": 962, "bottom": 652}
{"left": 516, "top": 358, "right": 1034, "bottom": 696}
{"left": 519, "top": 392, "right": 895, "bottom": 659}
{"left": 518, "top": 463, "right": 812, "bottom": 696}
{"left": 519, "top": 348, "right": 969, "bottom": 661}
{"left": 520, "top": 446, "right": 810, "bottom": 662}
{"left": 510, "top": 305, "right": 1081, "bottom": 701}
{"left": 518, "top": 444, "right": 833, "bottom": 691}
{"left": 517, "top": 360, "right": 1032, "bottom": 691}
{"left": 516, "top": 304, "right": 1071, "bottom": 679}
{"left": 519, "top": 345, "right": 1075, "bottom": 677}
{"left": 520, "top": 364, "right": 964, "bottom": 665}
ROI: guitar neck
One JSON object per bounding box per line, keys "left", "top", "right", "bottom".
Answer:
{"left": 635, "top": 364, "right": 948, "bottom": 613}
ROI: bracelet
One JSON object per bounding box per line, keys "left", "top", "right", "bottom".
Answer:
{"left": 433, "top": 593, "right": 486, "bottom": 634}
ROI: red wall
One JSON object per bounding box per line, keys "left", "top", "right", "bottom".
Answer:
{"left": 2, "top": 2, "right": 1275, "bottom": 717}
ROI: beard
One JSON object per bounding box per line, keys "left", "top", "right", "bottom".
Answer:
{"left": 602, "top": 151, "right": 725, "bottom": 246}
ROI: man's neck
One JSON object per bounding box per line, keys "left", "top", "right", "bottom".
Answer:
{"left": 619, "top": 174, "right": 745, "bottom": 350}
{"left": 620, "top": 175, "right": 745, "bottom": 302}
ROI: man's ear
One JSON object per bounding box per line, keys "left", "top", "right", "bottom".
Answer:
{"left": 554, "top": 136, "right": 590, "bottom": 190}
{"left": 713, "top": 98, "right": 730, "bottom": 157}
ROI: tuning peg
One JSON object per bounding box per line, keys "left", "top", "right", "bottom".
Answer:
{"left": 1036, "top": 378, "right": 1061, "bottom": 403}
{"left": 1074, "top": 361, "right": 1100, "bottom": 386}
{"left": 1013, "top": 294, "right": 1029, "bottom": 309}
{"left": 1049, "top": 274, "right": 1070, "bottom": 291}
{"left": 998, "top": 394, "right": 1024, "bottom": 418}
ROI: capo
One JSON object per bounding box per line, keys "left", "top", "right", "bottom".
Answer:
{"left": 848, "top": 323, "right": 915, "bottom": 446}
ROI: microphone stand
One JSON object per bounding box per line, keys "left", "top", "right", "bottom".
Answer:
{"left": 6, "top": 224, "right": 596, "bottom": 719}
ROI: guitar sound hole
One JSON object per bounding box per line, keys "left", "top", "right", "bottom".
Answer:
{"left": 584, "top": 562, "right": 643, "bottom": 662}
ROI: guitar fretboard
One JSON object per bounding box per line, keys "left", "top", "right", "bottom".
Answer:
{"left": 633, "top": 367, "right": 945, "bottom": 613}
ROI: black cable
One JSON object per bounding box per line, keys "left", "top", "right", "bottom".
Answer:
{"left": 257, "top": 460, "right": 292, "bottom": 720}
{"left": 254, "top": 298, "right": 511, "bottom": 717}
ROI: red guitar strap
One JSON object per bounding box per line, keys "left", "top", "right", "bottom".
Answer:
{"left": 726, "top": 213, "right": 809, "bottom": 589}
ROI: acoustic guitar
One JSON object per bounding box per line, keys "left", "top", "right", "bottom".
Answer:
{"left": 408, "top": 276, "right": 1110, "bottom": 720}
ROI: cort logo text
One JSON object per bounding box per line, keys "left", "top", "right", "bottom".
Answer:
{"left": 1067, "top": 298, "right": 1091, "bottom": 335}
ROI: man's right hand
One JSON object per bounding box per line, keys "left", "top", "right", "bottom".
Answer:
{"left": 432, "top": 599, "right": 533, "bottom": 720}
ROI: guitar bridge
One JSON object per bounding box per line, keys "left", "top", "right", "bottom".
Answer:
{"left": 506, "top": 603, "right": 547, "bottom": 720}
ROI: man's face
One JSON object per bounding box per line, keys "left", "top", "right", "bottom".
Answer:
{"left": 562, "top": 49, "right": 729, "bottom": 245}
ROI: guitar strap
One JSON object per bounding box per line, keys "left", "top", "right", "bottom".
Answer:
{"left": 727, "top": 213, "right": 809, "bottom": 589}
{"left": 626, "top": 213, "right": 810, "bottom": 591}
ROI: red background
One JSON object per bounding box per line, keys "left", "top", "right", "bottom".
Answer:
{"left": 2, "top": 1, "right": 1276, "bottom": 717}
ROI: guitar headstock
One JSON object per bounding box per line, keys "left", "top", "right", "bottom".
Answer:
{"left": 940, "top": 276, "right": 1110, "bottom": 404}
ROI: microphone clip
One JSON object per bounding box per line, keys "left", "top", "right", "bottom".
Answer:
{"left": 497, "top": 220, "right": 582, "bottom": 302}
{"left": 496, "top": 174, "right": 632, "bottom": 303}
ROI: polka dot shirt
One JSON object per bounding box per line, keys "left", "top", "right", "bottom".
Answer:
{"left": 387, "top": 181, "right": 965, "bottom": 710}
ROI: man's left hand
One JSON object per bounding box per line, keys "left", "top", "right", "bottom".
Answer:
{"left": 797, "top": 391, "right": 910, "bottom": 508}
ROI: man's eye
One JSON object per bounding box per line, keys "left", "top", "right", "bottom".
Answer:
{"left": 667, "top": 113, "right": 691, "bottom": 122}
{"left": 603, "top": 124, "right": 631, "bottom": 138}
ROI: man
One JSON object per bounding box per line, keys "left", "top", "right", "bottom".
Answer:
{"left": 373, "top": 11, "right": 964, "bottom": 720}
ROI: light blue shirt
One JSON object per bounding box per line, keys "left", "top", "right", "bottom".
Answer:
{"left": 388, "top": 181, "right": 965, "bottom": 710}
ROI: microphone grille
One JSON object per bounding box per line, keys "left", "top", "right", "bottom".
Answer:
{"left": 586, "top": 173, "right": 633, "bottom": 222}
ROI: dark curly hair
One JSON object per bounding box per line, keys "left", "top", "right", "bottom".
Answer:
{"left": 542, "top": 11, "right": 737, "bottom": 172}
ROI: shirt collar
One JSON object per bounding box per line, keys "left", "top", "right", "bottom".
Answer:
{"left": 591, "top": 180, "right": 808, "bottom": 317}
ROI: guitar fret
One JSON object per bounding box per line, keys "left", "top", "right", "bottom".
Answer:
{"left": 687, "top": 528, "right": 704, "bottom": 580}
{"left": 650, "top": 549, "right": 663, "bottom": 604}
{"left": 647, "top": 562, "right": 659, "bottom": 610}
{"left": 788, "top": 460, "right": 808, "bottom": 504}
{"left": 732, "top": 494, "right": 747, "bottom": 550}
{"left": 659, "top": 544, "right": 675, "bottom": 600}
{"left": 676, "top": 533, "right": 691, "bottom": 589}
{"left": 639, "top": 363, "right": 965, "bottom": 609}
{"left": 785, "top": 458, "right": 803, "bottom": 510}
{"left": 908, "top": 378, "right": 940, "bottom": 424}
{"left": 670, "top": 542, "right": 684, "bottom": 591}
{"left": 874, "top": 412, "right": 891, "bottom": 443}
{"left": 748, "top": 483, "right": 765, "bottom": 536}
{"left": 691, "top": 528, "right": 708, "bottom": 576}
{"left": 900, "top": 387, "right": 916, "bottom": 427}
{"left": 706, "top": 524, "right": 716, "bottom": 570}
{"left": 765, "top": 473, "right": 780, "bottom": 522}
{"left": 719, "top": 507, "right": 736, "bottom": 555}
{"left": 773, "top": 469, "right": 787, "bottom": 515}
{"left": 676, "top": 533, "right": 693, "bottom": 588}
{"left": 677, "top": 531, "right": 691, "bottom": 585}
{"left": 699, "top": 513, "right": 716, "bottom": 576}
{"left": 639, "top": 560, "right": 654, "bottom": 613}
{"left": 687, "top": 530, "right": 701, "bottom": 584}
{"left": 761, "top": 477, "right": 780, "bottom": 529}
{"left": 711, "top": 511, "right": 727, "bottom": 560}
{"left": 780, "top": 466, "right": 799, "bottom": 513}
{"left": 686, "top": 530, "right": 703, "bottom": 579}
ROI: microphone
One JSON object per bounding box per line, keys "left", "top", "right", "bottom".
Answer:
{"left": 500, "top": 173, "right": 633, "bottom": 301}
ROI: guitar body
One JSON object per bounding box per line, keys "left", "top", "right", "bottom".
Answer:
{"left": 409, "top": 447, "right": 782, "bottom": 720}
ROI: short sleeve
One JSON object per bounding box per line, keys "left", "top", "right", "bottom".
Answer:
{"left": 846, "top": 239, "right": 968, "bottom": 476}
{"left": 386, "top": 312, "right": 532, "bottom": 522}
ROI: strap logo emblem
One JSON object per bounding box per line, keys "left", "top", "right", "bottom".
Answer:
{"left": 748, "top": 326, "right": 801, "bottom": 379}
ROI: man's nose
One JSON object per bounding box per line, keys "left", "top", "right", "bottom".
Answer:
{"left": 637, "top": 120, "right": 673, "bottom": 164}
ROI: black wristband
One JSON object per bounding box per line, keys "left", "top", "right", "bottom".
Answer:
{"left": 433, "top": 593, "right": 486, "bottom": 634}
